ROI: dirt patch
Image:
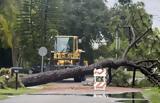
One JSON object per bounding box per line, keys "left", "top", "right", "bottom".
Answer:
{"left": 38, "top": 82, "right": 142, "bottom": 94}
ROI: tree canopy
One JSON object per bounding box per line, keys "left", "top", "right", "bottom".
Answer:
{"left": 0, "top": 0, "right": 159, "bottom": 68}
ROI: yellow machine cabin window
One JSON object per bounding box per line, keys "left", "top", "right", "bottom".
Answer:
{"left": 55, "top": 37, "right": 73, "bottom": 52}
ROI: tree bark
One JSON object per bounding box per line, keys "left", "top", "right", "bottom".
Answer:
{"left": 21, "top": 59, "right": 160, "bottom": 87}
{"left": 11, "top": 32, "right": 18, "bottom": 67}
{"left": 11, "top": 41, "right": 17, "bottom": 67}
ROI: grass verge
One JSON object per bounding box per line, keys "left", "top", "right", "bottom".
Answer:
{"left": 142, "top": 87, "right": 160, "bottom": 103}
{"left": 0, "top": 88, "right": 39, "bottom": 100}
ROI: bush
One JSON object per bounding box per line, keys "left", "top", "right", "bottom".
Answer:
{"left": 136, "top": 79, "right": 154, "bottom": 87}
{"left": 6, "top": 76, "right": 24, "bottom": 88}
{"left": 111, "top": 69, "right": 131, "bottom": 87}
{"left": 0, "top": 68, "right": 24, "bottom": 89}
{"left": 0, "top": 68, "right": 10, "bottom": 76}
{"left": 0, "top": 76, "right": 6, "bottom": 89}
{"left": 143, "top": 87, "right": 160, "bottom": 103}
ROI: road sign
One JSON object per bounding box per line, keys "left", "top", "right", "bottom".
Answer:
{"left": 38, "top": 47, "right": 47, "bottom": 72}
{"left": 38, "top": 47, "right": 47, "bottom": 56}
{"left": 94, "top": 68, "right": 106, "bottom": 91}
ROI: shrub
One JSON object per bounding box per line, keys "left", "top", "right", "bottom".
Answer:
{"left": 0, "top": 68, "right": 27, "bottom": 88}
{"left": 0, "top": 68, "right": 10, "bottom": 76}
{"left": 111, "top": 69, "right": 131, "bottom": 87}
{"left": 0, "top": 76, "right": 7, "bottom": 89}
{"left": 6, "top": 76, "right": 24, "bottom": 88}
{"left": 136, "top": 79, "right": 154, "bottom": 87}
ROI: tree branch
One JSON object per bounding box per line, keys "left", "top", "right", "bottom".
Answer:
{"left": 122, "top": 28, "right": 152, "bottom": 59}
{"left": 135, "top": 59, "right": 159, "bottom": 64}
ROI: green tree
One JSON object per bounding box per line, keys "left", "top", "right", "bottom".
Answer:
{"left": 17, "top": 0, "right": 62, "bottom": 66}
{"left": 0, "top": 0, "right": 22, "bottom": 67}
{"left": 0, "top": 0, "right": 19, "bottom": 47}
{"left": 0, "top": 15, "right": 12, "bottom": 47}
{"left": 95, "top": 1, "right": 155, "bottom": 60}
{"left": 59, "top": 0, "right": 110, "bottom": 64}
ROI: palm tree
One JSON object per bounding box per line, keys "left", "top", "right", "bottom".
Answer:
{"left": 0, "top": 15, "right": 12, "bottom": 47}
{"left": 0, "top": 0, "right": 21, "bottom": 66}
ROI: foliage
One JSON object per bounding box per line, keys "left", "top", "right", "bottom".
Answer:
{"left": 0, "top": 76, "right": 24, "bottom": 89}
{"left": 9, "top": 0, "right": 112, "bottom": 66}
{"left": 0, "top": 68, "right": 24, "bottom": 89}
{"left": 0, "top": 0, "right": 21, "bottom": 47}
{"left": 143, "top": 87, "right": 160, "bottom": 103}
{"left": 118, "top": 0, "right": 131, "bottom": 5}
{"left": 16, "top": 0, "right": 62, "bottom": 66}
{"left": 124, "top": 70, "right": 156, "bottom": 87}
{"left": 94, "top": 56, "right": 105, "bottom": 63}
{"left": 60, "top": 0, "right": 110, "bottom": 64}
{"left": 0, "top": 68, "right": 10, "bottom": 76}
{"left": 136, "top": 79, "right": 154, "bottom": 87}
{"left": 6, "top": 76, "right": 24, "bottom": 88}
{"left": 0, "top": 15, "right": 12, "bottom": 47}
{"left": 94, "top": 1, "right": 159, "bottom": 61}
{"left": 111, "top": 69, "right": 131, "bottom": 87}
{"left": 0, "top": 76, "right": 6, "bottom": 89}
{"left": 0, "top": 0, "right": 159, "bottom": 71}
{"left": 0, "top": 0, "right": 22, "bottom": 67}
{"left": 0, "top": 68, "right": 10, "bottom": 89}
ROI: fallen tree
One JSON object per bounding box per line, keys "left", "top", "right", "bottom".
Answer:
{"left": 21, "top": 27, "right": 160, "bottom": 87}
{"left": 21, "top": 59, "right": 160, "bottom": 87}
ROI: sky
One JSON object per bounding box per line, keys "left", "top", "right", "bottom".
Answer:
{"left": 107, "top": 0, "right": 160, "bottom": 28}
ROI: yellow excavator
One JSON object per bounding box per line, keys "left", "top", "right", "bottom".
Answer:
{"left": 50, "top": 35, "right": 87, "bottom": 82}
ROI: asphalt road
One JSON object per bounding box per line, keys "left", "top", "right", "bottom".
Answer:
{"left": 0, "top": 94, "right": 118, "bottom": 103}
{"left": 0, "top": 78, "right": 144, "bottom": 103}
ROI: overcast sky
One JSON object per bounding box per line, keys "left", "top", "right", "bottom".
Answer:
{"left": 107, "top": 0, "right": 160, "bottom": 28}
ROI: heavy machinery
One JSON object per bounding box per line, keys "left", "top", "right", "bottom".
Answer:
{"left": 50, "top": 35, "right": 87, "bottom": 82}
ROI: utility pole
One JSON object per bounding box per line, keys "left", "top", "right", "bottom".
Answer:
{"left": 30, "top": 0, "right": 32, "bottom": 32}
{"left": 115, "top": 28, "right": 118, "bottom": 59}
{"left": 115, "top": 26, "right": 120, "bottom": 59}
{"left": 42, "top": 0, "right": 48, "bottom": 45}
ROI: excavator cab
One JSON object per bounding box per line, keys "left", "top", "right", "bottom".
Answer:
{"left": 54, "top": 36, "right": 77, "bottom": 53}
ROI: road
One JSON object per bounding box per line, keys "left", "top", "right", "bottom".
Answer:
{"left": 0, "top": 78, "right": 145, "bottom": 103}
{"left": 0, "top": 94, "right": 119, "bottom": 103}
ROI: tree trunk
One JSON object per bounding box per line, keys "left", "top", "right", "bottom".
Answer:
{"left": 11, "top": 45, "right": 17, "bottom": 66}
{"left": 11, "top": 32, "right": 18, "bottom": 67}
{"left": 21, "top": 59, "right": 160, "bottom": 87}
